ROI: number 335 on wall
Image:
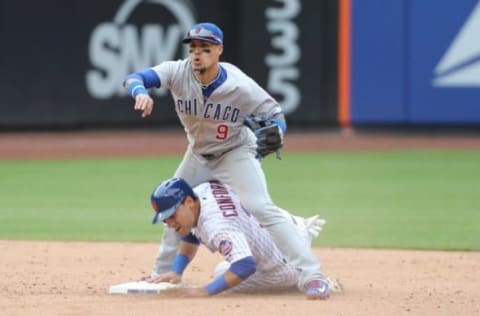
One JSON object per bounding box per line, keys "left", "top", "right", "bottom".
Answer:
{"left": 265, "top": 0, "right": 301, "bottom": 114}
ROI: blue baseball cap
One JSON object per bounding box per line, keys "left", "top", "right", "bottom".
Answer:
{"left": 183, "top": 22, "right": 223, "bottom": 45}
{"left": 151, "top": 178, "right": 195, "bottom": 224}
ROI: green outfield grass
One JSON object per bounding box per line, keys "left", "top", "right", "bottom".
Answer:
{"left": 1, "top": 150, "right": 479, "bottom": 251}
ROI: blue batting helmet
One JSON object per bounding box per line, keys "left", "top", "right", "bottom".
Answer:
{"left": 183, "top": 22, "right": 223, "bottom": 45}
{"left": 151, "top": 178, "right": 195, "bottom": 224}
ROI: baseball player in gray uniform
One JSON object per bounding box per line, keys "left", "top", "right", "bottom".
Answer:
{"left": 123, "top": 22, "right": 329, "bottom": 299}
{"left": 148, "top": 178, "right": 331, "bottom": 297}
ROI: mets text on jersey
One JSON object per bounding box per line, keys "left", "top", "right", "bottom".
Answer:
{"left": 210, "top": 182, "right": 238, "bottom": 216}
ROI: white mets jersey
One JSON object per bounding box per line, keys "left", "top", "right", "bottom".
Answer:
{"left": 192, "top": 181, "right": 298, "bottom": 291}
{"left": 152, "top": 59, "right": 282, "bottom": 155}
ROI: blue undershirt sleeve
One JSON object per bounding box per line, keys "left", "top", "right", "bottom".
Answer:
{"left": 124, "top": 68, "right": 161, "bottom": 88}
{"left": 229, "top": 256, "right": 257, "bottom": 279}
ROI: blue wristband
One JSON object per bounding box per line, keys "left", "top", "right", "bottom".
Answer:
{"left": 204, "top": 275, "right": 228, "bottom": 296}
{"left": 128, "top": 81, "right": 149, "bottom": 98}
{"left": 271, "top": 118, "right": 287, "bottom": 133}
{"left": 171, "top": 254, "right": 190, "bottom": 275}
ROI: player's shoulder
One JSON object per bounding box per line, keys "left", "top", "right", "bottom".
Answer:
{"left": 176, "top": 58, "right": 190, "bottom": 68}
{"left": 220, "top": 62, "right": 259, "bottom": 91}
{"left": 220, "top": 62, "right": 249, "bottom": 78}
{"left": 193, "top": 182, "right": 211, "bottom": 196}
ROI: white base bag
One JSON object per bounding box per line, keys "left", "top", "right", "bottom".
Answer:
{"left": 108, "top": 281, "right": 184, "bottom": 294}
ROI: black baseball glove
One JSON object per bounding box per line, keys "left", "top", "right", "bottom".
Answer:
{"left": 244, "top": 114, "right": 284, "bottom": 159}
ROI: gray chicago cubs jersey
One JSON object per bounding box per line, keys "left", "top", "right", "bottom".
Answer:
{"left": 152, "top": 59, "right": 282, "bottom": 155}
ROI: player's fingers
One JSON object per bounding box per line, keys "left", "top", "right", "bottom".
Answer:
{"left": 308, "top": 227, "right": 320, "bottom": 237}
{"left": 134, "top": 95, "right": 150, "bottom": 110}
{"left": 134, "top": 100, "right": 144, "bottom": 111}
{"left": 308, "top": 215, "right": 326, "bottom": 227}
{"left": 134, "top": 96, "right": 144, "bottom": 110}
{"left": 142, "top": 103, "right": 153, "bottom": 117}
{"left": 135, "top": 96, "right": 153, "bottom": 117}
{"left": 139, "top": 275, "right": 151, "bottom": 281}
{"left": 148, "top": 273, "right": 180, "bottom": 284}
{"left": 149, "top": 276, "right": 169, "bottom": 283}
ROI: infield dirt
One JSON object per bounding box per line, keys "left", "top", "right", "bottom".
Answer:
{"left": 1, "top": 129, "right": 479, "bottom": 316}
{"left": 1, "top": 241, "right": 479, "bottom": 316}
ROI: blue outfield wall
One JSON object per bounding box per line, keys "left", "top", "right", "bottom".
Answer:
{"left": 351, "top": 0, "right": 406, "bottom": 123}
{"left": 351, "top": 0, "right": 480, "bottom": 125}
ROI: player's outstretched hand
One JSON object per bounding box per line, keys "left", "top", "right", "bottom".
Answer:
{"left": 134, "top": 94, "right": 154, "bottom": 117}
{"left": 142, "top": 271, "right": 182, "bottom": 284}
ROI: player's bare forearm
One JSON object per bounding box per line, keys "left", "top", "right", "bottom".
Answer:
{"left": 178, "top": 241, "right": 199, "bottom": 260}
{"left": 159, "top": 271, "right": 243, "bottom": 298}
{"left": 145, "top": 242, "right": 199, "bottom": 284}
{"left": 223, "top": 270, "right": 244, "bottom": 289}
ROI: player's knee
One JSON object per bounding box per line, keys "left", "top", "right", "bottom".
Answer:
{"left": 214, "top": 261, "right": 231, "bottom": 278}
{"left": 243, "top": 199, "right": 274, "bottom": 217}
{"left": 244, "top": 203, "right": 289, "bottom": 226}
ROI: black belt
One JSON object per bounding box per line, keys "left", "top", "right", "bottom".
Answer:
{"left": 200, "top": 149, "right": 232, "bottom": 161}
{"left": 201, "top": 153, "right": 217, "bottom": 160}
